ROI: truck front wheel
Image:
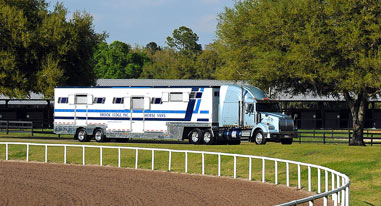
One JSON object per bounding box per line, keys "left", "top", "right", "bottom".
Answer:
{"left": 189, "top": 128, "right": 203, "bottom": 144}
{"left": 254, "top": 129, "right": 266, "bottom": 145}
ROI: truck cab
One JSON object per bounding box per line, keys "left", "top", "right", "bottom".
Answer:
{"left": 219, "top": 85, "right": 295, "bottom": 144}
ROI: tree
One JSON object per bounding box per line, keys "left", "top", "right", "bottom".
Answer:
{"left": 145, "top": 42, "right": 161, "bottom": 55}
{"left": 0, "top": 0, "right": 105, "bottom": 98}
{"left": 166, "top": 26, "right": 202, "bottom": 54}
{"left": 93, "top": 41, "right": 148, "bottom": 79}
{"left": 216, "top": 0, "right": 381, "bottom": 145}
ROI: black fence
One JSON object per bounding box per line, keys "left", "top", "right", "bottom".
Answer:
{"left": 0, "top": 120, "right": 34, "bottom": 135}
{"left": 296, "top": 129, "right": 381, "bottom": 146}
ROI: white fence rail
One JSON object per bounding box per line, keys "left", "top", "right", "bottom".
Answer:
{"left": 0, "top": 142, "right": 350, "bottom": 206}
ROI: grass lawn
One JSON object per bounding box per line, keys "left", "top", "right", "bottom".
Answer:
{"left": 0, "top": 136, "right": 379, "bottom": 206}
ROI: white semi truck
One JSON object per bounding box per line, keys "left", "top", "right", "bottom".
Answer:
{"left": 54, "top": 81, "right": 295, "bottom": 145}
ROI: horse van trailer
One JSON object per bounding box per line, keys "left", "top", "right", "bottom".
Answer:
{"left": 54, "top": 83, "right": 296, "bottom": 144}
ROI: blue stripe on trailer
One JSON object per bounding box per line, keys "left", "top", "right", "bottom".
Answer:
{"left": 200, "top": 110, "right": 209, "bottom": 114}
{"left": 54, "top": 109, "right": 186, "bottom": 114}
{"left": 197, "top": 118, "right": 209, "bottom": 122}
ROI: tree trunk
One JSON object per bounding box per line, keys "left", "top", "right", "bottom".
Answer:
{"left": 344, "top": 91, "right": 367, "bottom": 146}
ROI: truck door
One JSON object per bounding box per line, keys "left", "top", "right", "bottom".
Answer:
{"left": 244, "top": 103, "right": 255, "bottom": 127}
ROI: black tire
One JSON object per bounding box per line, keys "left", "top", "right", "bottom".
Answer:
{"left": 188, "top": 128, "right": 203, "bottom": 144}
{"left": 281, "top": 138, "right": 293, "bottom": 145}
{"left": 254, "top": 129, "right": 267, "bottom": 145}
{"left": 76, "top": 128, "right": 90, "bottom": 142}
{"left": 94, "top": 128, "right": 107, "bottom": 142}
{"left": 203, "top": 129, "right": 216, "bottom": 145}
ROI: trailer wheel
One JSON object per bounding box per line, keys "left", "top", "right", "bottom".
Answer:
{"left": 254, "top": 129, "right": 266, "bottom": 145}
{"left": 94, "top": 128, "right": 106, "bottom": 142}
{"left": 203, "top": 129, "right": 215, "bottom": 145}
{"left": 189, "top": 128, "right": 203, "bottom": 144}
{"left": 281, "top": 138, "right": 293, "bottom": 145}
{"left": 77, "top": 128, "right": 90, "bottom": 142}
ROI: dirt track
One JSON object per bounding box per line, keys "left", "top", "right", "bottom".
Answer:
{"left": 0, "top": 161, "right": 319, "bottom": 206}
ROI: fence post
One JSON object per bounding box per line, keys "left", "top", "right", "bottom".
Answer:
{"left": 286, "top": 162, "right": 289, "bottom": 187}
{"left": 249, "top": 157, "right": 252, "bottom": 181}
{"left": 135, "top": 149, "right": 138, "bottom": 169}
{"left": 168, "top": 151, "right": 172, "bottom": 171}
{"left": 25, "top": 144, "right": 29, "bottom": 162}
{"left": 6, "top": 120, "right": 9, "bottom": 135}
{"left": 151, "top": 150, "right": 154, "bottom": 170}
{"left": 185, "top": 152, "right": 188, "bottom": 173}
{"left": 64, "top": 145, "right": 67, "bottom": 164}
{"left": 234, "top": 155, "right": 237, "bottom": 179}
{"left": 318, "top": 168, "right": 321, "bottom": 193}
{"left": 308, "top": 166, "right": 311, "bottom": 192}
{"left": 262, "top": 158, "right": 265, "bottom": 183}
{"left": 218, "top": 154, "right": 221, "bottom": 177}
{"left": 275, "top": 160, "right": 278, "bottom": 185}
{"left": 323, "top": 133, "right": 326, "bottom": 144}
{"left": 83, "top": 146, "right": 85, "bottom": 165}
{"left": 298, "top": 164, "right": 301, "bottom": 189}
{"left": 45, "top": 145, "right": 48, "bottom": 163}
{"left": 299, "top": 132, "right": 302, "bottom": 144}
{"left": 202, "top": 153, "right": 205, "bottom": 175}
{"left": 100, "top": 147, "right": 102, "bottom": 166}
{"left": 118, "top": 148, "right": 121, "bottom": 168}
{"left": 371, "top": 133, "right": 373, "bottom": 146}
{"left": 31, "top": 122, "right": 34, "bottom": 136}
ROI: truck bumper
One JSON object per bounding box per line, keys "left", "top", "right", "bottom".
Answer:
{"left": 266, "top": 132, "right": 295, "bottom": 141}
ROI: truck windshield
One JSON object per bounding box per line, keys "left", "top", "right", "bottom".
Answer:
{"left": 256, "top": 103, "right": 280, "bottom": 112}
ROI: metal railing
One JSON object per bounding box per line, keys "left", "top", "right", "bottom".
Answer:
{"left": 0, "top": 142, "right": 350, "bottom": 206}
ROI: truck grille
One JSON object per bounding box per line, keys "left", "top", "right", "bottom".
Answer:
{"left": 279, "top": 119, "right": 294, "bottom": 131}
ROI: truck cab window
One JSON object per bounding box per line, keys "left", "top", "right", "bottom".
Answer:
{"left": 256, "top": 103, "right": 280, "bottom": 112}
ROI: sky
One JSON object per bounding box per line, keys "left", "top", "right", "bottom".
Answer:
{"left": 50, "top": 0, "right": 236, "bottom": 48}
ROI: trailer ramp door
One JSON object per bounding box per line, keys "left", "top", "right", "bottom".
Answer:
{"left": 131, "top": 97, "right": 145, "bottom": 133}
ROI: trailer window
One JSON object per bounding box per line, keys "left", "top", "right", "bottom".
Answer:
{"left": 170, "top": 92, "right": 183, "bottom": 102}
{"left": 151, "top": 97, "right": 162, "bottom": 104}
{"left": 132, "top": 97, "right": 144, "bottom": 110}
{"left": 93, "top": 97, "right": 105, "bottom": 104}
{"left": 58, "top": 97, "right": 68, "bottom": 104}
{"left": 113, "top": 97, "right": 124, "bottom": 104}
{"left": 75, "top": 95, "right": 87, "bottom": 104}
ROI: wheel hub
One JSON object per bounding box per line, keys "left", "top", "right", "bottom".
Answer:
{"left": 192, "top": 132, "right": 199, "bottom": 142}
{"left": 204, "top": 132, "right": 211, "bottom": 143}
